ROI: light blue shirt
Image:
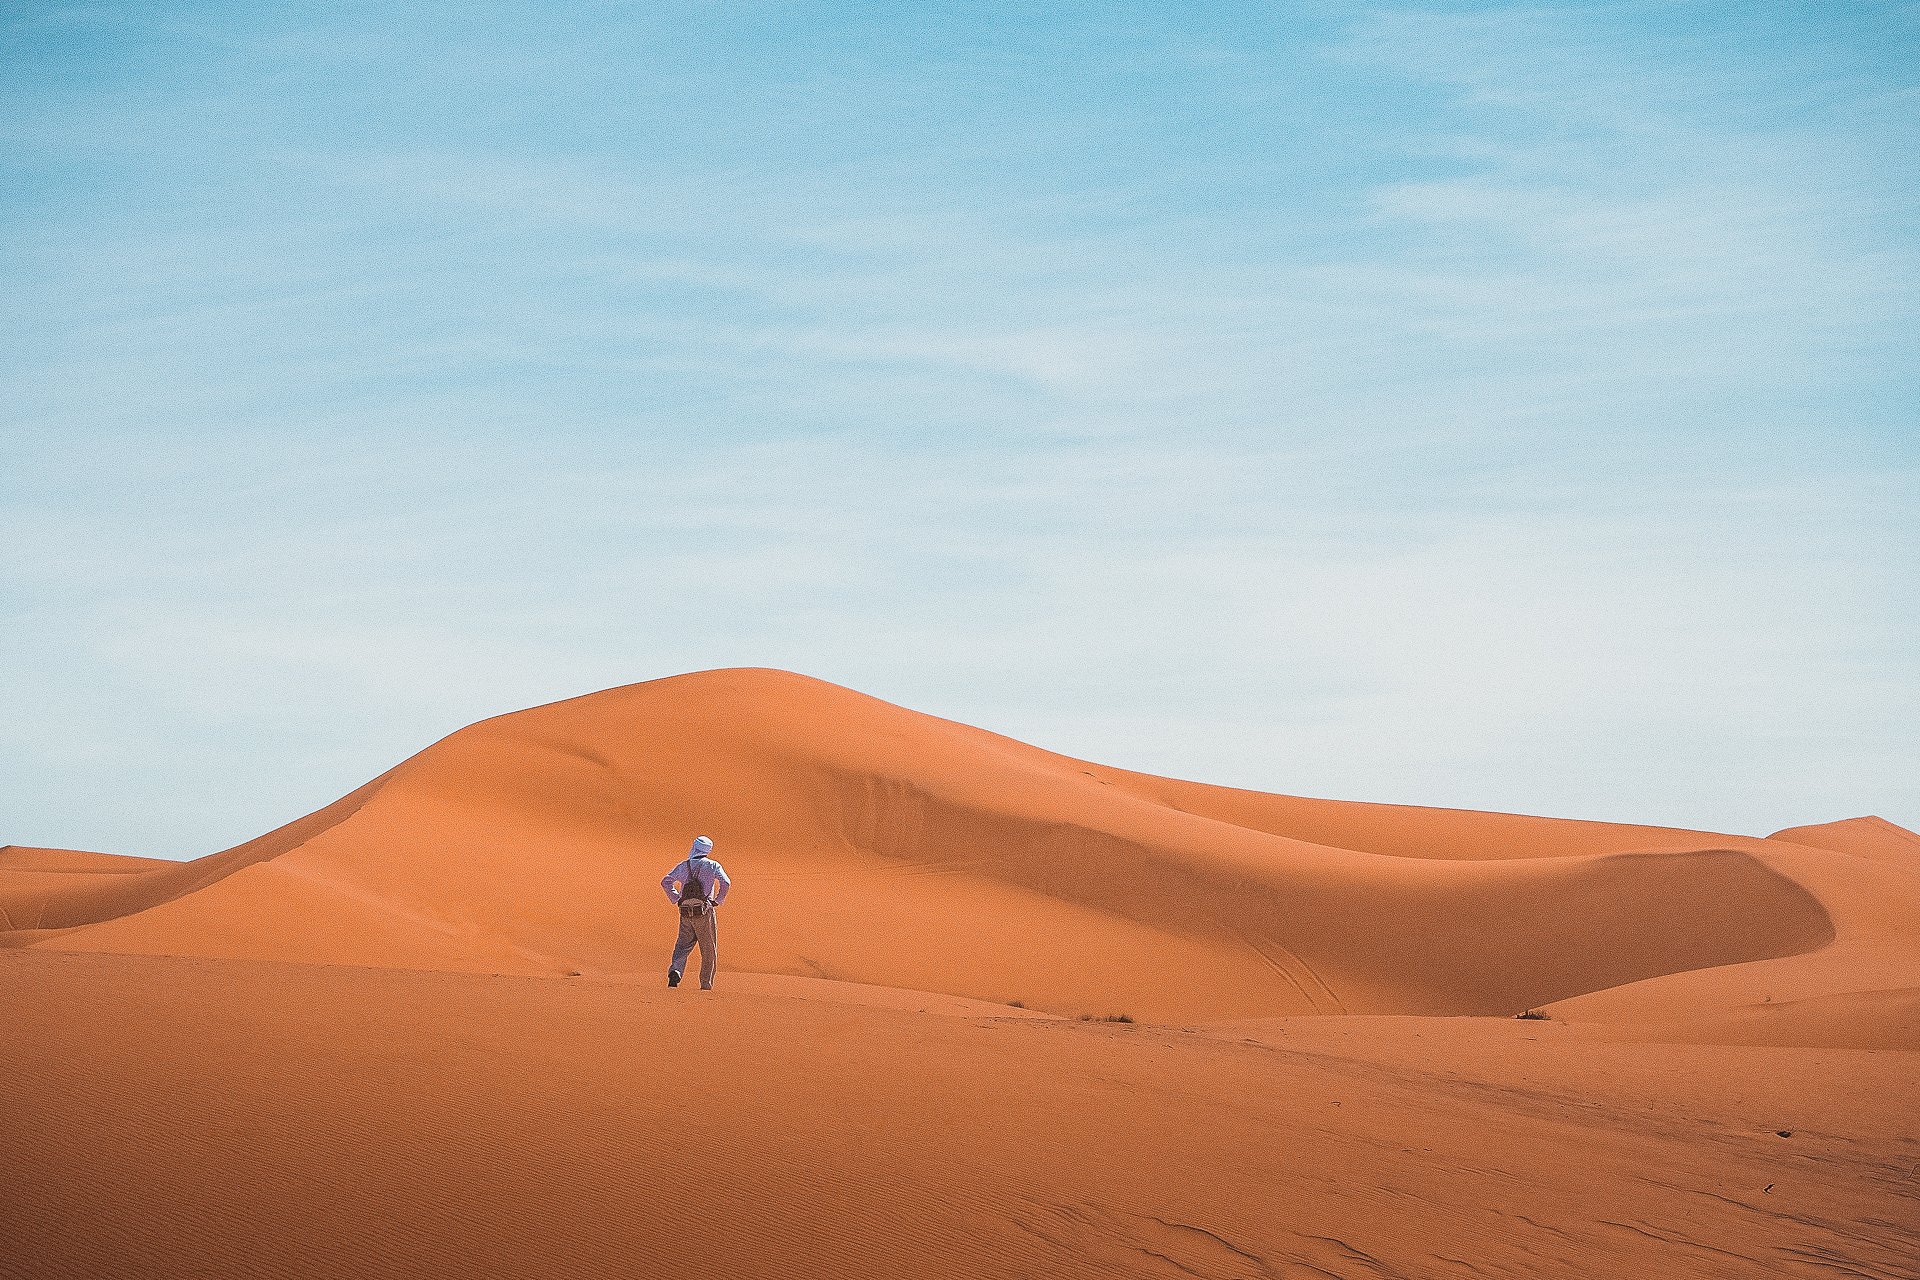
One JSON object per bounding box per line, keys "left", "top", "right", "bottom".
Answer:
{"left": 661, "top": 856, "right": 730, "bottom": 906}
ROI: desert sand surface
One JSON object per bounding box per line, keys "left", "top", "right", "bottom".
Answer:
{"left": 4, "top": 668, "right": 1917, "bottom": 1277}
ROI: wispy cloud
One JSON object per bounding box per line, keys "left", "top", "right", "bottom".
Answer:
{"left": 3, "top": 2, "right": 1915, "bottom": 853}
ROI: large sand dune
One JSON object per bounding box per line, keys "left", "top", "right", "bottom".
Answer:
{"left": 6, "top": 669, "right": 1916, "bottom": 1278}
{"left": 7, "top": 668, "right": 1910, "bottom": 1028}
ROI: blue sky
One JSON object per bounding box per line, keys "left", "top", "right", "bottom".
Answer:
{"left": 4, "top": 1, "right": 1917, "bottom": 858}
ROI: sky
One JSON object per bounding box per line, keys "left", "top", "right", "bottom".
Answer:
{"left": 3, "top": 1, "right": 1917, "bottom": 859}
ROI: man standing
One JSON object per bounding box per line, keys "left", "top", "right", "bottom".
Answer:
{"left": 662, "top": 835, "right": 730, "bottom": 990}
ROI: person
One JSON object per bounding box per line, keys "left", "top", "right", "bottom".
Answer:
{"left": 661, "top": 835, "right": 730, "bottom": 990}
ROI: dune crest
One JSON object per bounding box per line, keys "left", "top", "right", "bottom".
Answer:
{"left": 9, "top": 668, "right": 1912, "bottom": 1034}
{"left": 1771, "top": 815, "right": 1920, "bottom": 865}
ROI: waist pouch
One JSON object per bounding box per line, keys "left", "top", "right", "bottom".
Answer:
{"left": 679, "top": 898, "right": 712, "bottom": 919}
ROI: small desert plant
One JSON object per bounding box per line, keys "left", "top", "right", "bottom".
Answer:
{"left": 1515, "top": 1009, "right": 1549, "bottom": 1021}
{"left": 1008, "top": 1000, "right": 1025, "bottom": 1008}
{"left": 1079, "top": 1013, "right": 1134, "bottom": 1023}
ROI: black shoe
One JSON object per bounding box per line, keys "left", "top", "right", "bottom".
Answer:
{"left": 667, "top": 970, "right": 681, "bottom": 988}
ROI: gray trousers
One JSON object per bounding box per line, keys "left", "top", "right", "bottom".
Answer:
{"left": 670, "top": 908, "right": 718, "bottom": 989}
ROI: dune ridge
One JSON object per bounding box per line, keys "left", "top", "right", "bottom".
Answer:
{"left": 8, "top": 668, "right": 1910, "bottom": 1034}
{"left": 1771, "top": 815, "right": 1920, "bottom": 865}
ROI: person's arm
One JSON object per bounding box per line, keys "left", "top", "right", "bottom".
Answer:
{"left": 712, "top": 862, "right": 731, "bottom": 907}
{"left": 661, "top": 861, "right": 686, "bottom": 903}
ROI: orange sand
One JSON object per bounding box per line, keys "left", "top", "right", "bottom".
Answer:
{"left": 3, "top": 669, "right": 1915, "bottom": 1277}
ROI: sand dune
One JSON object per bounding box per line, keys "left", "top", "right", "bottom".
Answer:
{"left": 7, "top": 668, "right": 1914, "bottom": 1031}
{"left": 7, "top": 668, "right": 1917, "bottom": 1278}
{"left": 0, "top": 846, "right": 174, "bottom": 933}
{"left": 1772, "top": 815, "right": 1920, "bottom": 866}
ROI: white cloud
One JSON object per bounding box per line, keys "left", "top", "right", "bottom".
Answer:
{"left": 4, "top": 3, "right": 1915, "bottom": 853}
